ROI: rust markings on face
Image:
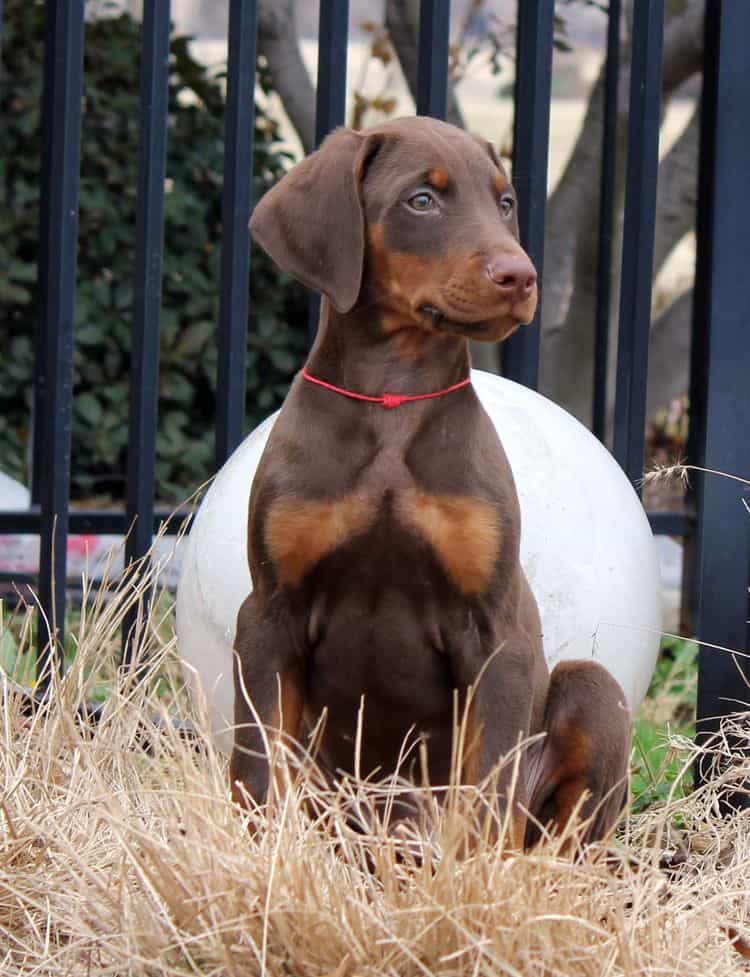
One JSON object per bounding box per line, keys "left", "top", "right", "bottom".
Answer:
{"left": 365, "top": 221, "right": 534, "bottom": 352}
{"left": 494, "top": 172, "right": 507, "bottom": 195}
{"left": 396, "top": 489, "right": 501, "bottom": 596}
{"left": 265, "top": 494, "right": 377, "bottom": 586}
{"left": 266, "top": 489, "right": 501, "bottom": 595}
{"left": 365, "top": 224, "right": 458, "bottom": 356}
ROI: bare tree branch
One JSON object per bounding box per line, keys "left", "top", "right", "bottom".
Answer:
{"left": 385, "top": 0, "right": 465, "bottom": 128}
{"left": 256, "top": 0, "right": 471, "bottom": 152}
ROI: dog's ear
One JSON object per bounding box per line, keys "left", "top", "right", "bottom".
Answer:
{"left": 250, "top": 128, "right": 383, "bottom": 313}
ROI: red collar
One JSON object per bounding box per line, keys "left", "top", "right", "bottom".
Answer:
{"left": 301, "top": 369, "right": 471, "bottom": 409}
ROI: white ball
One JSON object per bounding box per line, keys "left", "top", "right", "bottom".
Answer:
{"left": 176, "top": 370, "right": 662, "bottom": 752}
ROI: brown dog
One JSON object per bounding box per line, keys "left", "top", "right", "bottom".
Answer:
{"left": 231, "top": 116, "right": 630, "bottom": 847}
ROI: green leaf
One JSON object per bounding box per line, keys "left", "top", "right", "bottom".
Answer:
{"left": 175, "top": 319, "right": 213, "bottom": 356}
{"left": 0, "top": 627, "right": 35, "bottom": 685}
{"left": 74, "top": 392, "right": 103, "bottom": 426}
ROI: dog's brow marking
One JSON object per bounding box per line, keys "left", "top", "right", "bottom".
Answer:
{"left": 494, "top": 173, "right": 507, "bottom": 194}
{"left": 265, "top": 495, "right": 377, "bottom": 586}
{"left": 428, "top": 167, "right": 450, "bottom": 191}
{"left": 397, "top": 490, "right": 500, "bottom": 595}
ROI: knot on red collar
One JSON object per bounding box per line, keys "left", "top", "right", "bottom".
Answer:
{"left": 301, "top": 369, "right": 471, "bottom": 408}
{"left": 381, "top": 393, "right": 408, "bottom": 409}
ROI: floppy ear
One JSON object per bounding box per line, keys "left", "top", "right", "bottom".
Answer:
{"left": 250, "top": 127, "right": 381, "bottom": 313}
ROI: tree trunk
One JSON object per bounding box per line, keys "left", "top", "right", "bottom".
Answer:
{"left": 545, "top": 103, "right": 699, "bottom": 426}
{"left": 539, "top": 1, "right": 705, "bottom": 424}
{"left": 653, "top": 105, "right": 699, "bottom": 275}
{"left": 645, "top": 289, "right": 692, "bottom": 419}
{"left": 258, "top": 0, "right": 316, "bottom": 155}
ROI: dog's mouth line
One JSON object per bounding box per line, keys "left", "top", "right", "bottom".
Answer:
{"left": 419, "top": 305, "right": 447, "bottom": 325}
{"left": 418, "top": 304, "right": 490, "bottom": 327}
{"left": 417, "top": 304, "right": 533, "bottom": 331}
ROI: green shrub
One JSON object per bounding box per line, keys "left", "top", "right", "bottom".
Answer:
{"left": 0, "top": 0, "right": 306, "bottom": 503}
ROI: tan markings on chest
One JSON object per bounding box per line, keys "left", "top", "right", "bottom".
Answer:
{"left": 264, "top": 495, "right": 377, "bottom": 586}
{"left": 396, "top": 490, "right": 501, "bottom": 596}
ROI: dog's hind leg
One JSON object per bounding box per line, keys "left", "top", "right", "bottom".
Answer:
{"left": 524, "top": 660, "right": 631, "bottom": 850}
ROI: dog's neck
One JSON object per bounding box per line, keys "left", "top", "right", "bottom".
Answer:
{"left": 305, "top": 298, "right": 471, "bottom": 398}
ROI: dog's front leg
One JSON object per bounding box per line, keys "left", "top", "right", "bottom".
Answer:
{"left": 453, "top": 635, "right": 537, "bottom": 849}
{"left": 230, "top": 591, "right": 305, "bottom": 809}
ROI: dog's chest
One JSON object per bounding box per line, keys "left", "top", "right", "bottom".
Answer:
{"left": 263, "top": 484, "right": 501, "bottom": 597}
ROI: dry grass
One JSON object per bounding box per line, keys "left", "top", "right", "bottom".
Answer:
{"left": 2, "top": 555, "right": 750, "bottom": 976}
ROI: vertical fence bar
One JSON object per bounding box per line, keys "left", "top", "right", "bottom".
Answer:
{"left": 215, "top": 0, "right": 259, "bottom": 468}
{"left": 612, "top": 0, "right": 664, "bottom": 486}
{"left": 307, "top": 0, "right": 350, "bottom": 343}
{"left": 681, "top": 4, "right": 716, "bottom": 636}
{"left": 35, "top": 0, "right": 85, "bottom": 670}
{"left": 592, "top": 0, "right": 621, "bottom": 442}
{"left": 694, "top": 0, "right": 750, "bottom": 804}
{"left": 502, "top": 0, "right": 554, "bottom": 390}
{"left": 416, "top": 0, "right": 450, "bottom": 119}
{"left": 122, "top": 0, "right": 171, "bottom": 662}
{"left": 31, "top": 0, "right": 59, "bottom": 508}
{"left": 315, "top": 0, "right": 350, "bottom": 145}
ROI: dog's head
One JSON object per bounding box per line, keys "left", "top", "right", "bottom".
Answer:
{"left": 250, "top": 116, "right": 537, "bottom": 344}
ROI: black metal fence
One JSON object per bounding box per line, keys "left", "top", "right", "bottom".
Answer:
{"left": 0, "top": 1, "right": 748, "bottom": 759}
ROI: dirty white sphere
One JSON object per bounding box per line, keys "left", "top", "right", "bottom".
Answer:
{"left": 176, "top": 370, "right": 662, "bottom": 753}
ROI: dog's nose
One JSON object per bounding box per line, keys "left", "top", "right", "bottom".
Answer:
{"left": 486, "top": 253, "right": 537, "bottom": 300}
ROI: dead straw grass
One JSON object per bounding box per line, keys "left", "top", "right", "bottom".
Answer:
{"left": 1, "top": 552, "right": 750, "bottom": 976}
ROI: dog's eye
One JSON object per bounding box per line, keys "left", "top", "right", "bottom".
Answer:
{"left": 500, "top": 194, "right": 515, "bottom": 219}
{"left": 407, "top": 192, "right": 435, "bottom": 212}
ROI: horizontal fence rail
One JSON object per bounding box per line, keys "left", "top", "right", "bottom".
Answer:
{"left": 0, "top": 0, "right": 748, "bottom": 759}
